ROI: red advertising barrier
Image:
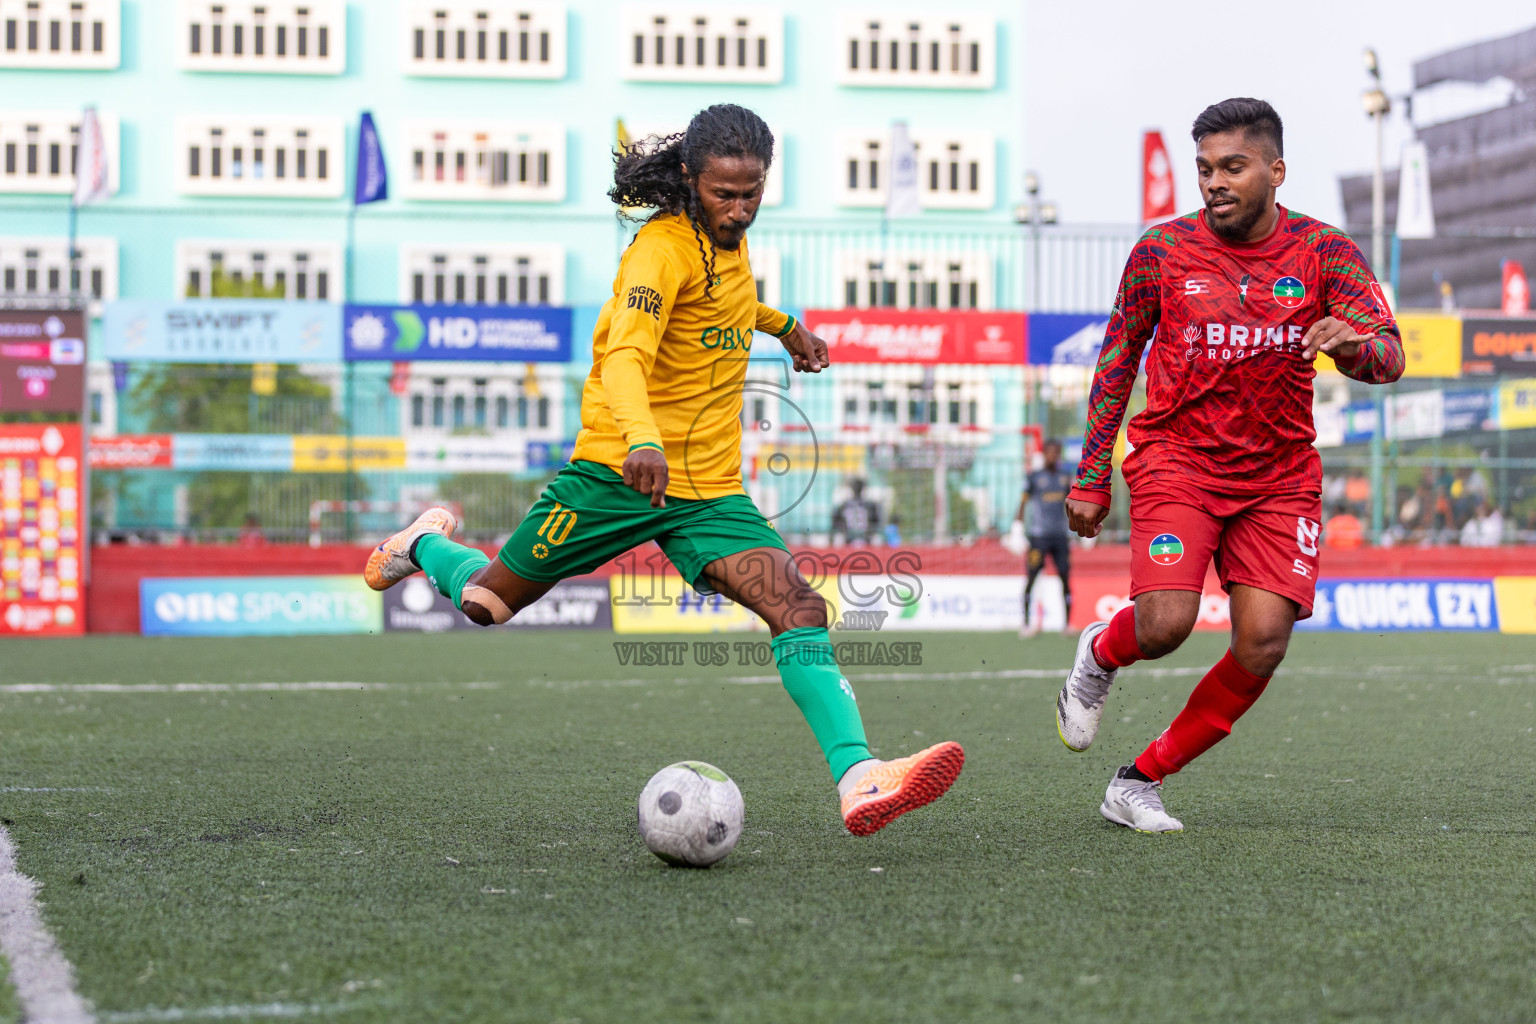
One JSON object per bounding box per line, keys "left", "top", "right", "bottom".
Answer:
{"left": 89, "top": 434, "right": 175, "bottom": 469}
{"left": 2, "top": 423, "right": 85, "bottom": 635}
{"left": 800, "top": 309, "right": 1025, "bottom": 364}
{"left": 83, "top": 539, "right": 1536, "bottom": 634}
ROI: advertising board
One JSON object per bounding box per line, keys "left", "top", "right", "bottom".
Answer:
{"left": 140, "top": 575, "right": 383, "bottom": 636}
{"left": 0, "top": 423, "right": 85, "bottom": 636}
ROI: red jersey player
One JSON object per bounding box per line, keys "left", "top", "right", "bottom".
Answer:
{"left": 1054, "top": 98, "right": 1404, "bottom": 832}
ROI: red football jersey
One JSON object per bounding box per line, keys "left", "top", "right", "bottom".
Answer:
{"left": 1070, "top": 206, "right": 1404, "bottom": 505}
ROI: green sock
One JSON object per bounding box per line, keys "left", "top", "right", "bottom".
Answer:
{"left": 413, "top": 533, "right": 489, "bottom": 611}
{"left": 771, "top": 626, "right": 872, "bottom": 781}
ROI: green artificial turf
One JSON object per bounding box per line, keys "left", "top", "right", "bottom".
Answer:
{"left": 1, "top": 631, "right": 1533, "bottom": 1023}
{"left": 0, "top": 953, "right": 16, "bottom": 1024}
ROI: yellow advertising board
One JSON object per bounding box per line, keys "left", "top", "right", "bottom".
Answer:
{"left": 291, "top": 436, "right": 407, "bottom": 472}
{"left": 1397, "top": 314, "right": 1462, "bottom": 378}
{"left": 1314, "top": 313, "right": 1461, "bottom": 378}
{"left": 1493, "top": 576, "right": 1536, "bottom": 634}
{"left": 608, "top": 567, "right": 844, "bottom": 634}
{"left": 1496, "top": 378, "right": 1536, "bottom": 431}
{"left": 609, "top": 573, "right": 759, "bottom": 633}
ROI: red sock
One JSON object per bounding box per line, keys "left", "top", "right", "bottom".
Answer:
{"left": 1135, "top": 650, "right": 1269, "bottom": 781}
{"left": 1091, "top": 606, "right": 1142, "bottom": 669}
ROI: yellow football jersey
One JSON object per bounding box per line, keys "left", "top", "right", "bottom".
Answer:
{"left": 572, "top": 212, "right": 795, "bottom": 499}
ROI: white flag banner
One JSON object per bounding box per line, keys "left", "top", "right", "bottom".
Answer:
{"left": 73, "top": 106, "right": 110, "bottom": 207}
{"left": 885, "top": 120, "right": 920, "bottom": 219}
{"left": 1396, "top": 139, "right": 1435, "bottom": 240}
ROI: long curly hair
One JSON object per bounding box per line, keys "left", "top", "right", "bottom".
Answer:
{"left": 609, "top": 104, "right": 775, "bottom": 296}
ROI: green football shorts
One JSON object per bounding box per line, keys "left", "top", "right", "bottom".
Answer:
{"left": 498, "top": 460, "right": 789, "bottom": 594}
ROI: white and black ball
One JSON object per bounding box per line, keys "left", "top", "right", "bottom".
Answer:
{"left": 636, "top": 761, "right": 744, "bottom": 867}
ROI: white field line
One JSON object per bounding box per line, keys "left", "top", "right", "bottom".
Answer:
{"left": 0, "top": 825, "right": 94, "bottom": 1024}
{"left": 100, "top": 1003, "right": 350, "bottom": 1022}
{"left": 0, "top": 682, "right": 382, "bottom": 695}
{"left": 0, "top": 663, "right": 1523, "bottom": 698}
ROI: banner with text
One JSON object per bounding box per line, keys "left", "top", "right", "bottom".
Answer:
{"left": 0, "top": 310, "right": 86, "bottom": 412}
{"left": 140, "top": 575, "right": 383, "bottom": 636}
{"left": 383, "top": 575, "right": 611, "bottom": 633}
{"left": 800, "top": 310, "right": 1025, "bottom": 365}
{"left": 1026, "top": 313, "right": 1110, "bottom": 366}
{"left": 1461, "top": 316, "right": 1536, "bottom": 376}
{"left": 344, "top": 304, "right": 572, "bottom": 362}
{"left": 103, "top": 300, "right": 342, "bottom": 363}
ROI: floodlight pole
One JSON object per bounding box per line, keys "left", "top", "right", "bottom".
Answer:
{"left": 1363, "top": 48, "right": 1392, "bottom": 544}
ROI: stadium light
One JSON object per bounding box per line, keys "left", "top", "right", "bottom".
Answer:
{"left": 1017, "top": 171, "right": 1057, "bottom": 308}
{"left": 1362, "top": 47, "right": 1392, "bottom": 276}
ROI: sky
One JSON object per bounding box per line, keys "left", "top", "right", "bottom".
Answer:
{"left": 1023, "top": 1, "right": 1536, "bottom": 228}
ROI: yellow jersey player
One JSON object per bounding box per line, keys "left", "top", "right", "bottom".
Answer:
{"left": 364, "top": 104, "right": 964, "bottom": 836}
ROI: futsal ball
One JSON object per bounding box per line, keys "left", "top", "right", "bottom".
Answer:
{"left": 636, "top": 761, "right": 744, "bottom": 868}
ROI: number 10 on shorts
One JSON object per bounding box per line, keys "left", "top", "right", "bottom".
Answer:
{"left": 539, "top": 503, "right": 578, "bottom": 546}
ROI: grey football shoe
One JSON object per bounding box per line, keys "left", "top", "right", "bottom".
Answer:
{"left": 1100, "top": 765, "right": 1183, "bottom": 833}
{"left": 1055, "top": 620, "right": 1116, "bottom": 751}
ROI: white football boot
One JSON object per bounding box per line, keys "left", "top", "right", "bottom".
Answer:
{"left": 1099, "top": 765, "right": 1183, "bottom": 833}
{"left": 1055, "top": 620, "right": 1116, "bottom": 751}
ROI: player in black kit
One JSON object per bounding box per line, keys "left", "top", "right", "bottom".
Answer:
{"left": 1016, "top": 439, "right": 1074, "bottom": 636}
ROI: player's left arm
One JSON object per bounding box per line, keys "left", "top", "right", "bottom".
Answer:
{"left": 1300, "top": 231, "right": 1405, "bottom": 384}
{"left": 756, "top": 305, "right": 828, "bottom": 373}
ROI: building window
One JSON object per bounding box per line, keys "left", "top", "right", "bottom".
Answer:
{"left": 0, "top": 0, "right": 118, "bottom": 70}
{"left": 836, "top": 129, "right": 994, "bottom": 211}
{"left": 401, "top": 2, "right": 565, "bottom": 80}
{"left": 175, "top": 240, "right": 340, "bottom": 300}
{"left": 838, "top": 250, "right": 993, "bottom": 311}
{"left": 835, "top": 14, "right": 993, "bottom": 89}
{"left": 177, "top": 116, "right": 343, "bottom": 198}
{"left": 0, "top": 111, "right": 118, "bottom": 196}
{"left": 400, "top": 119, "right": 564, "bottom": 202}
{"left": 624, "top": 7, "right": 781, "bottom": 83}
{"left": 0, "top": 234, "right": 117, "bottom": 311}
{"left": 398, "top": 244, "right": 565, "bottom": 305}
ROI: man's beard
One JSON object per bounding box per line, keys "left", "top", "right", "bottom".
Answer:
{"left": 1207, "top": 195, "right": 1268, "bottom": 240}
{"left": 711, "top": 214, "right": 755, "bottom": 251}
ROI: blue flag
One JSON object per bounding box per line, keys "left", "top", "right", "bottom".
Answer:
{"left": 354, "top": 111, "right": 387, "bottom": 205}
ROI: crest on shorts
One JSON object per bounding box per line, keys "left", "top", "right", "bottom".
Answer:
{"left": 1149, "top": 533, "right": 1184, "bottom": 565}
{"left": 1273, "top": 275, "right": 1306, "bottom": 308}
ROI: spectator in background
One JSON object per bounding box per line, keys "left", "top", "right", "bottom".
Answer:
{"left": 1323, "top": 504, "right": 1364, "bottom": 549}
{"left": 238, "top": 513, "right": 266, "bottom": 547}
{"left": 1450, "top": 468, "right": 1478, "bottom": 528}
{"left": 831, "top": 478, "right": 881, "bottom": 547}
{"left": 1322, "top": 473, "right": 1346, "bottom": 510}
{"left": 1344, "top": 471, "right": 1371, "bottom": 516}
{"left": 1433, "top": 486, "right": 1455, "bottom": 543}
{"left": 883, "top": 514, "right": 902, "bottom": 548}
{"left": 1461, "top": 501, "right": 1504, "bottom": 547}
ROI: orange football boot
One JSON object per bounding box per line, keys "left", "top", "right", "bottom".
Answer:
{"left": 363, "top": 507, "right": 458, "bottom": 591}
{"left": 840, "top": 741, "right": 965, "bottom": 837}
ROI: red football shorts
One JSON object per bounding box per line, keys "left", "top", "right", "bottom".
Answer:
{"left": 1128, "top": 478, "right": 1322, "bottom": 619}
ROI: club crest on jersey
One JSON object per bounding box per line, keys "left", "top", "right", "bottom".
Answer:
{"left": 1273, "top": 276, "right": 1306, "bottom": 308}
{"left": 1149, "top": 533, "right": 1184, "bottom": 566}
{"left": 1369, "top": 280, "right": 1394, "bottom": 320}
{"left": 1182, "top": 323, "right": 1202, "bottom": 360}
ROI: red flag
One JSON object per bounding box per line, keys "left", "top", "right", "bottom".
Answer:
{"left": 1141, "top": 130, "right": 1177, "bottom": 224}
{"left": 1503, "top": 260, "right": 1530, "bottom": 316}
{"left": 389, "top": 360, "right": 412, "bottom": 396}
